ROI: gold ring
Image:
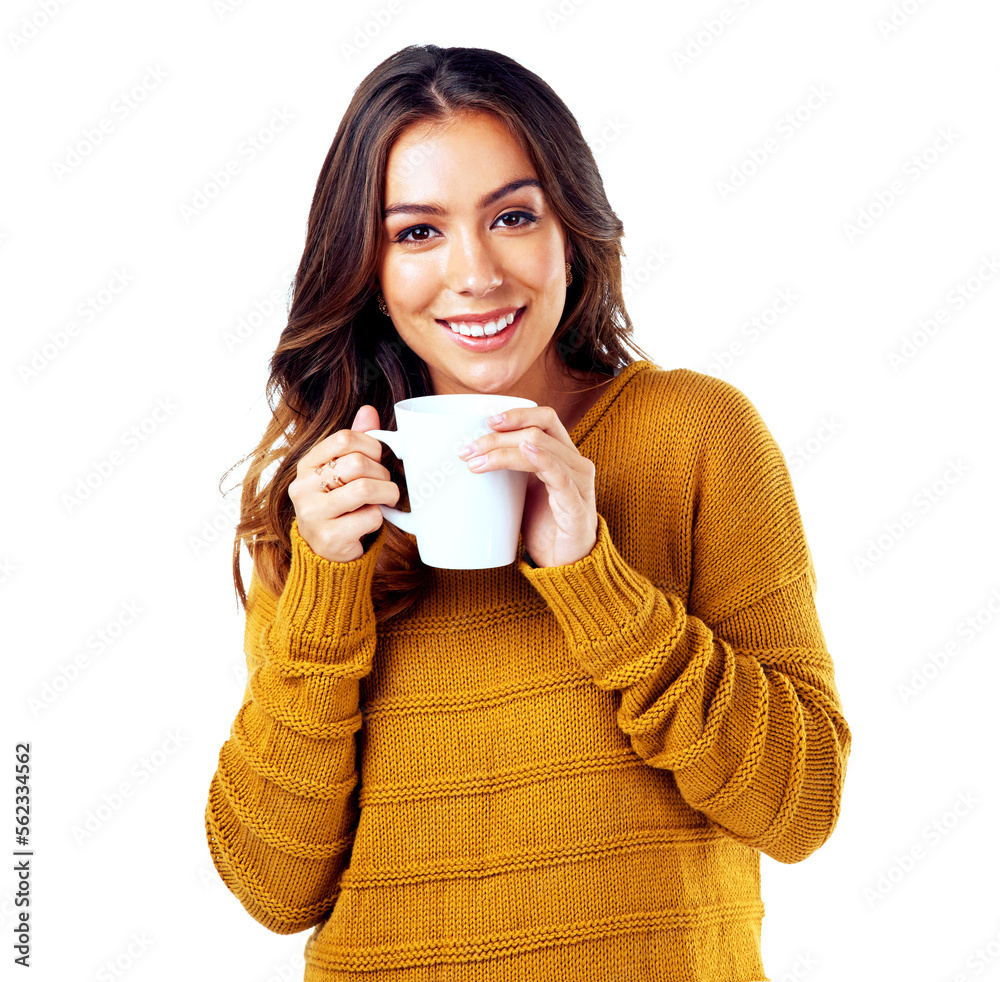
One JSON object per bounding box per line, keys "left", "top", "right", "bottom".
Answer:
{"left": 319, "top": 473, "right": 344, "bottom": 493}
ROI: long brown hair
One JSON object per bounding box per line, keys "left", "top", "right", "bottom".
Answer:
{"left": 221, "top": 44, "right": 656, "bottom": 622}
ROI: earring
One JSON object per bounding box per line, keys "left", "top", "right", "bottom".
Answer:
{"left": 566, "top": 262, "right": 573, "bottom": 287}
{"left": 377, "top": 291, "right": 389, "bottom": 316}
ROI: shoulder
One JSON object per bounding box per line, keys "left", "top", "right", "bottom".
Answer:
{"left": 662, "top": 373, "right": 811, "bottom": 619}
{"left": 616, "top": 364, "right": 769, "bottom": 452}
{"left": 614, "top": 361, "right": 749, "bottom": 404}
{"left": 620, "top": 365, "right": 810, "bottom": 616}
{"left": 621, "top": 364, "right": 790, "bottom": 529}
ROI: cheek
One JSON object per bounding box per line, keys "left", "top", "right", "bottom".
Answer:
{"left": 505, "top": 240, "right": 563, "bottom": 289}
{"left": 384, "top": 257, "right": 440, "bottom": 308}
{"left": 527, "top": 227, "right": 567, "bottom": 280}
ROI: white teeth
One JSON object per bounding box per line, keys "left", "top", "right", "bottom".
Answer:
{"left": 447, "top": 310, "right": 518, "bottom": 338}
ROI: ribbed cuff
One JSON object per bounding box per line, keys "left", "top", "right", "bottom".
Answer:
{"left": 270, "top": 518, "right": 386, "bottom": 661}
{"left": 517, "top": 512, "right": 678, "bottom": 684}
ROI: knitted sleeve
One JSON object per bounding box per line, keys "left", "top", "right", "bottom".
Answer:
{"left": 204, "top": 518, "right": 386, "bottom": 933}
{"left": 518, "top": 384, "right": 851, "bottom": 865}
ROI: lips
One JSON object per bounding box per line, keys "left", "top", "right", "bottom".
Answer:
{"left": 437, "top": 305, "right": 521, "bottom": 325}
{"left": 438, "top": 306, "right": 524, "bottom": 350}
{"left": 437, "top": 308, "right": 522, "bottom": 338}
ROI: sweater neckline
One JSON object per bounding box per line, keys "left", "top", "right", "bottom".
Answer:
{"left": 568, "top": 359, "right": 655, "bottom": 446}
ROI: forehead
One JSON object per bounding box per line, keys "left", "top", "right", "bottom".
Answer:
{"left": 384, "top": 113, "right": 536, "bottom": 196}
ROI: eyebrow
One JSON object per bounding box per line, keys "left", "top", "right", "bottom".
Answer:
{"left": 383, "top": 177, "right": 543, "bottom": 220}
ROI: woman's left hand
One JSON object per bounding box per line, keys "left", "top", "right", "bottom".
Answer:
{"left": 457, "top": 407, "right": 598, "bottom": 568}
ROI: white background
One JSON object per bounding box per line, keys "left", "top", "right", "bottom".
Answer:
{"left": 3, "top": 1, "right": 999, "bottom": 980}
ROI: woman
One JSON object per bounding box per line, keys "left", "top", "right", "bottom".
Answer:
{"left": 204, "top": 44, "right": 851, "bottom": 982}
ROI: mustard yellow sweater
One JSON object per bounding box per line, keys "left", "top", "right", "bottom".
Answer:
{"left": 205, "top": 359, "right": 851, "bottom": 981}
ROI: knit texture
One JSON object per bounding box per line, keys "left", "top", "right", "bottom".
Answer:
{"left": 204, "top": 360, "right": 851, "bottom": 981}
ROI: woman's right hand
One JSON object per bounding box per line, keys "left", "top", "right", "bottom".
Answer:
{"left": 288, "top": 405, "right": 400, "bottom": 563}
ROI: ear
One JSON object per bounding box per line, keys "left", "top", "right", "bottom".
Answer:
{"left": 563, "top": 227, "right": 576, "bottom": 263}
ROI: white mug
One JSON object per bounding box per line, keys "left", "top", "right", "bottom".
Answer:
{"left": 367, "top": 393, "right": 537, "bottom": 569}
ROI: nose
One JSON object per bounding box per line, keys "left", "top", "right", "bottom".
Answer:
{"left": 446, "top": 228, "right": 502, "bottom": 296}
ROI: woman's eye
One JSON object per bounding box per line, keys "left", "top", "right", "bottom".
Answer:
{"left": 494, "top": 210, "right": 537, "bottom": 229}
{"left": 395, "top": 225, "right": 436, "bottom": 244}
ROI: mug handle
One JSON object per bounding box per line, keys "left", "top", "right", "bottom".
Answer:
{"left": 365, "top": 429, "right": 418, "bottom": 536}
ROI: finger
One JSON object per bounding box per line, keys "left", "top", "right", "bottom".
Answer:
{"left": 468, "top": 431, "right": 592, "bottom": 477}
{"left": 470, "top": 421, "right": 555, "bottom": 460}
{"left": 318, "top": 449, "right": 392, "bottom": 484}
{"left": 315, "top": 477, "right": 400, "bottom": 510}
{"left": 515, "top": 442, "right": 597, "bottom": 509}
{"left": 467, "top": 437, "right": 580, "bottom": 475}
{"left": 300, "top": 428, "right": 388, "bottom": 475}
{"left": 297, "top": 479, "right": 399, "bottom": 525}
{"left": 487, "top": 406, "right": 573, "bottom": 446}
{"left": 299, "top": 405, "right": 384, "bottom": 471}
{"left": 295, "top": 452, "right": 391, "bottom": 510}
{"left": 520, "top": 436, "right": 597, "bottom": 489}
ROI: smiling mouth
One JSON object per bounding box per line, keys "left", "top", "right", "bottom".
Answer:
{"left": 436, "top": 308, "right": 524, "bottom": 338}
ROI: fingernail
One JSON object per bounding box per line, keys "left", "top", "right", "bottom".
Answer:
{"left": 488, "top": 414, "right": 505, "bottom": 425}
{"left": 458, "top": 443, "right": 476, "bottom": 458}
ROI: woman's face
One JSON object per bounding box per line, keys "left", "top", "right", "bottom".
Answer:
{"left": 378, "top": 111, "right": 572, "bottom": 398}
